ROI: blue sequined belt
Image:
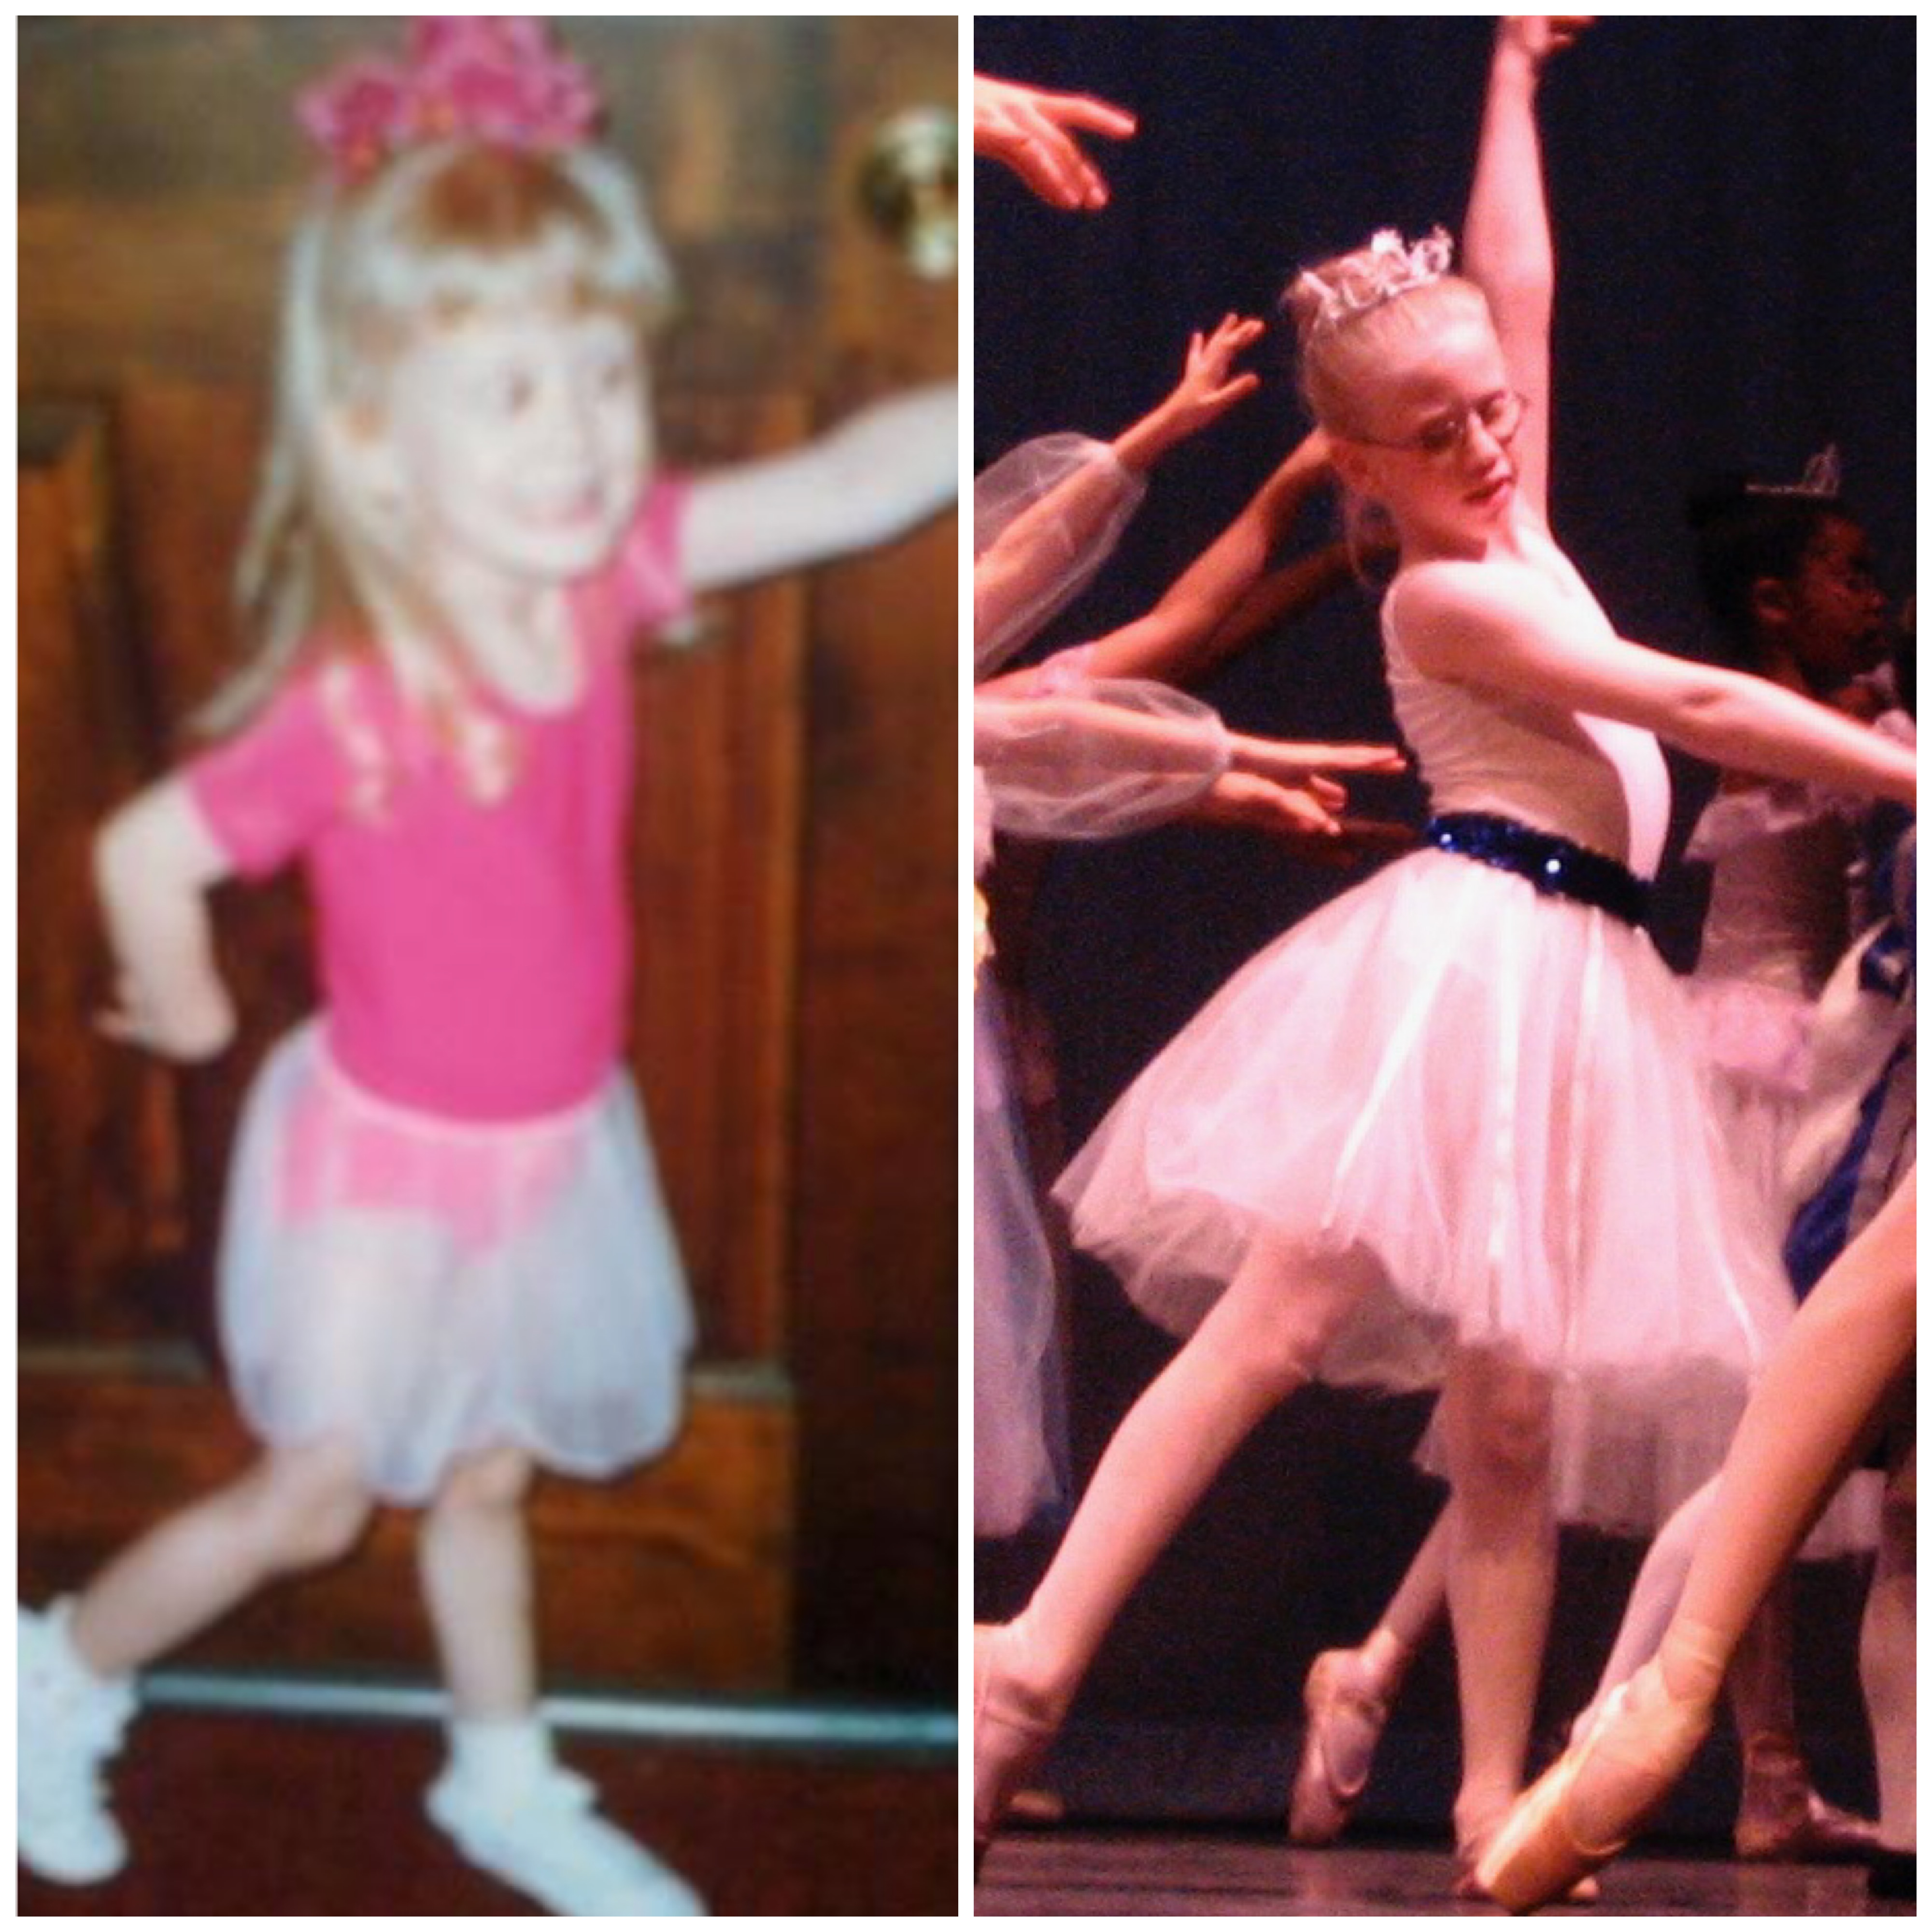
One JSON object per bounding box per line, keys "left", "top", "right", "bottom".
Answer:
{"left": 1426, "top": 812, "right": 1650, "bottom": 929}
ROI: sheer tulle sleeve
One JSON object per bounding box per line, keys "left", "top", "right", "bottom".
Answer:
{"left": 974, "top": 676, "right": 1230, "bottom": 842}
{"left": 973, "top": 434, "right": 1146, "bottom": 675}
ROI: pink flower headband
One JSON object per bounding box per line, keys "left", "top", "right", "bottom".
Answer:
{"left": 298, "top": 18, "right": 602, "bottom": 186}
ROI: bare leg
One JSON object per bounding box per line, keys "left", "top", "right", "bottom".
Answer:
{"left": 418, "top": 1446, "right": 539, "bottom": 1721}
{"left": 1436, "top": 1345, "right": 1557, "bottom": 1857}
{"left": 977, "top": 1237, "right": 1381, "bottom": 1843}
{"left": 68, "top": 1438, "right": 374, "bottom": 1677}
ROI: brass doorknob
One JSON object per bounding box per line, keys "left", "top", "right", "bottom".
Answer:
{"left": 858, "top": 107, "right": 957, "bottom": 280}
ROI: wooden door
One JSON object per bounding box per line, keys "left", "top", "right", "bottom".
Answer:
{"left": 18, "top": 18, "right": 958, "bottom": 1699}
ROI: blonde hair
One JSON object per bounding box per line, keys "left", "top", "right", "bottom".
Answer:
{"left": 1283, "top": 248, "right": 1493, "bottom": 436}
{"left": 1281, "top": 239, "right": 1495, "bottom": 568}
{"left": 205, "top": 140, "right": 674, "bottom": 744}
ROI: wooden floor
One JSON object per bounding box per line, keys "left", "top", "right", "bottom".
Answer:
{"left": 975, "top": 1825, "right": 1905, "bottom": 1918}
{"left": 17, "top": 1705, "right": 955, "bottom": 1917}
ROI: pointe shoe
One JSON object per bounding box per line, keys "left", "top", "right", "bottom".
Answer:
{"left": 1733, "top": 1733, "right": 1882, "bottom": 1863}
{"left": 1474, "top": 1664, "right": 1712, "bottom": 1913}
{"left": 1288, "top": 1649, "right": 1391, "bottom": 1846}
{"left": 973, "top": 1625, "right": 1059, "bottom": 1878}
{"left": 1454, "top": 1813, "right": 1598, "bottom": 1905}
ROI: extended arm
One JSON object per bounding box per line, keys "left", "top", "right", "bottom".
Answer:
{"left": 1066, "top": 430, "right": 1345, "bottom": 685}
{"left": 682, "top": 382, "right": 956, "bottom": 595}
{"left": 974, "top": 316, "right": 1262, "bottom": 669}
{"left": 94, "top": 778, "right": 238, "bottom": 1061}
{"left": 973, "top": 74, "right": 1137, "bottom": 210}
{"left": 1400, "top": 562, "right": 1917, "bottom": 807}
{"left": 1462, "top": 17, "right": 1590, "bottom": 520}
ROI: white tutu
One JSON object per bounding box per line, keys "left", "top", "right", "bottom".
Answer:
{"left": 1056, "top": 847, "right": 1796, "bottom": 1534}
{"left": 219, "top": 1023, "right": 695, "bottom": 1505}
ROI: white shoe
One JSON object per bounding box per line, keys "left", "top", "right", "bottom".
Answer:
{"left": 427, "top": 1761, "right": 707, "bottom": 1916}
{"left": 17, "top": 1601, "right": 138, "bottom": 1885}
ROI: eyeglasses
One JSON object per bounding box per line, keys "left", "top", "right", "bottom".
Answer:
{"left": 1345, "top": 389, "right": 1529, "bottom": 464}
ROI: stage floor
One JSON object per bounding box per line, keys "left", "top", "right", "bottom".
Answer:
{"left": 975, "top": 1825, "right": 1905, "bottom": 1918}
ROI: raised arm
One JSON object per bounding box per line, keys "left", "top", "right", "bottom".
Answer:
{"left": 94, "top": 778, "right": 239, "bottom": 1061}
{"left": 973, "top": 316, "right": 1262, "bottom": 670}
{"left": 681, "top": 383, "right": 956, "bottom": 595}
{"left": 1062, "top": 429, "right": 1348, "bottom": 685}
{"left": 1461, "top": 17, "right": 1590, "bottom": 521}
{"left": 1400, "top": 561, "right": 1918, "bottom": 808}
{"left": 973, "top": 74, "right": 1137, "bottom": 210}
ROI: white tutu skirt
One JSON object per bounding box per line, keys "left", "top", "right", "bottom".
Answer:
{"left": 1056, "top": 848, "right": 1797, "bottom": 1534}
{"left": 219, "top": 1023, "right": 695, "bottom": 1505}
{"left": 975, "top": 978, "right": 1067, "bottom": 1537}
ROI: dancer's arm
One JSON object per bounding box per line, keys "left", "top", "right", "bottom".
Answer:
{"left": 1462, "top": 16, "right": 1591, "bottom": 523}
{"left": 1067, "top": 432, "right": 1350, "bottom": 686}
{"left": 973, "top": 74, "right": 1137, "bottom": 210}
{"left": 94, "top": 779, "right": 239, "bottom": 1061}
{"left": 974, "top": 317, "right": 1262, "bottom": 658}
{"left": 682, "top": 383, "right": 956, "bottom": 592}
{"left": 1398, "top": 564, "right": 1917, "bottom": 806}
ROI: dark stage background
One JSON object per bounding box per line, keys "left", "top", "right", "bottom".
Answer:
{"left": 974, "top": 16, "right": 1912, "bottom": 1831}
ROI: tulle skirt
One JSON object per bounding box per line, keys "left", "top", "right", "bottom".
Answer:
{"left": 220, "top": 1023, "right": 695, "bottom": 1505}
{"left": 1056, "top": 848, "right": 1796, "bottom": 1534}
{"left": 974, "top": 978, "right": 1068, "bottom": 1536}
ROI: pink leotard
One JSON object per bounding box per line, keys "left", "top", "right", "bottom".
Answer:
{"left": 187, "top": 481, "right": 689, "bottom": 1122}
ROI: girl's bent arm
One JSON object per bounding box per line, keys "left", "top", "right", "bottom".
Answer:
{"left": 94, "top": 779, "right": 239, "bottom": 1061}
{"left": 1402, "top": 564, "right": 1917, "bottom": 807}
{"left": 681, "top": 383, "right": 957, "bottom": 594}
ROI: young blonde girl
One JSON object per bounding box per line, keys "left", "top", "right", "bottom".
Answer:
{"left": 974, "top": 15, "right": 1914, "bottom": 1893}
{"left": 21, "top": 20, "right": 952, "bottom": 1917}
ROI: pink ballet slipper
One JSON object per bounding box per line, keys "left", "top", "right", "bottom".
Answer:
{"left": 1288, "top": 1648, "right": 1391, "bottom": 1847}
{"left": 1474, "top": 1662, "right": 1713, "bottom": 1912}
{"left": 973, "top": 1625, "right": 1059, "bottom": 1878}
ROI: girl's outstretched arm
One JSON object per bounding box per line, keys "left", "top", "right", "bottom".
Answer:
{"left": 973, "top": 74, "right": 1137, "bottom": 210}
{"left": 681, "top": 382, "right": 957, "bottom": 594}
{"left": 94, "top": 779, "right": 238, "bottom": 1061}
{"left": 1462, "top": 16, "right": 1591, "bottom": 523}
{"left": 1398, "top": 561, "right": 1918, "bottom": 807}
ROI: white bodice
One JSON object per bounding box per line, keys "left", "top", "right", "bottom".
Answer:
{"left": 1382, "top": 568, "right": 1670, "bottom": 880}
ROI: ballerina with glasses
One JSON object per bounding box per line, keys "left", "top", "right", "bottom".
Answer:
{"left": 976, "top": 16, "right": 1914, "bottom": 1894}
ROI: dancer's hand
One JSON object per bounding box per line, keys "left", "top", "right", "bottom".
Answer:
{"left": 1160, "top": 315, "right": 1266, "bottom": 441}
{"left": 97, "top": 971, "right": 236, "bottom": 1062}
{"left": 973, "top": 75, "right": 1137, "bottom": 210}
{"left": 1231, "top": 736, "right": 1408, "bottom": 785}
{"left": 1116, "top": 315, "right": 1264, "bottom": 470}
{"left": 1194, "top": 772, "right": 1345, "bottom": 843}
{"left": 1195, "top": 778, "right": 1418, "bottom": 866}
{"left": 1498, "top": 16, "right": 1594, "bottom": 71}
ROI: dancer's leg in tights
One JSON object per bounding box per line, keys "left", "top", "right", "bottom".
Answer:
{"left": 1485, "top": 1169, "right": 1916, "bottom": 1896}
{"left": 1650, "top": 1168, "right": 1914, "bottom": 1717}
{"left": 1860, "top": 1445, "right": 1915, "bottom": 1852}
{"left": 978, "top": 1237, "right": 1381, "bottom": 1795}
{"left": 1436, "top": 1345, "right": 1557, "bottom": 1853}
{"left": 1349, "top": 1506, "right": 1450, "bottom": 1703}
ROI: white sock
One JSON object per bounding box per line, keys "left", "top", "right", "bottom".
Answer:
{"left": 447, "top": 1713, "right": 556, "bottom": 1792}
